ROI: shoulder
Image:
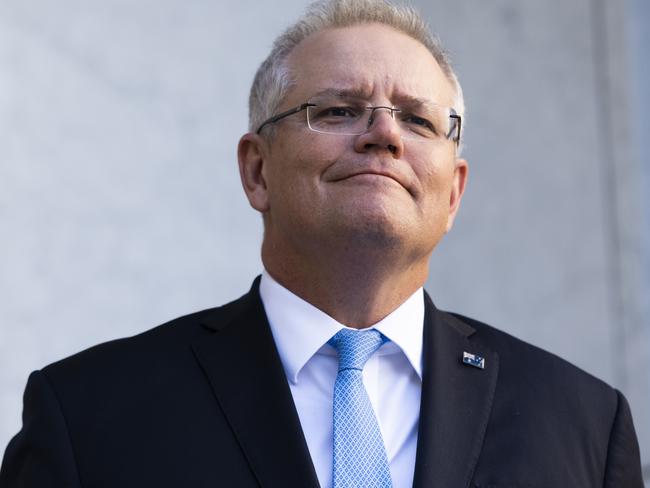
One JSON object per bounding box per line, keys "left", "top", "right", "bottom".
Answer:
{"left": 451, "top": 310, "right": 614, "bottom": 389}
{"left": 40, "top": 287, "right": 255, "bottom": 389}
{"left": 444, "top": 311, "right": 643, "bottom": 484}
{"left": 445, "top": 310, "right": 622, "bottom": 419}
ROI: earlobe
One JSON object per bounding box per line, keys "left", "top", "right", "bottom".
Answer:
{"left": 237, "top": 133, "right": 270, "bottom": 213}
{"left": 445, "top": 158, "right": 468, "bottom": 232}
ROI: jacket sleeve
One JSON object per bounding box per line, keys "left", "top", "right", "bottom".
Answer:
{"left": 0, "top": 370, "right": 82, "bottom": 488}
{"left": 603, "top": 390, "right": 644, "bottom": 488}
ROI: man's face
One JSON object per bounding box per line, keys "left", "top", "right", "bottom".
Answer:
{"left": 240, "top": 23, "right": 467, "bottom": 262}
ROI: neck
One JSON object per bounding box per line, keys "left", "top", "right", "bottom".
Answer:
{"left": 261, "top": 237, "right": 429, "bottom": 329}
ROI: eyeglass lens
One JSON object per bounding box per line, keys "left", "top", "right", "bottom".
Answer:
{"left": 306, "top": 96, "right": 457, "bottom": 141}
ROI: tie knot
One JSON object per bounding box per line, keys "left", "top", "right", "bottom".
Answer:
{"left": 328, "top": 328, "right": 387, "bottom": 371}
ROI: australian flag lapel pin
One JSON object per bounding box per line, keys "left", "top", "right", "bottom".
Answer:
{"left": 462, "top": 351, "right": 485, "bottom": 370}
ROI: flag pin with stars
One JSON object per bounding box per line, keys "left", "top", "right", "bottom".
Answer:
{"left": 462, "top": 351, "right": 485, "bottom": 369}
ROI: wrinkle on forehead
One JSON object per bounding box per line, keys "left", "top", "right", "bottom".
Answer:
{"left": 308, "top": 87, "right": 453, "bottom": 112}
{"left": 285, "top": 24, "right": 456, "bottom": 109}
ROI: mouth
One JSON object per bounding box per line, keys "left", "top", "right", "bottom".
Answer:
{"left": 332, "top": 170, "right": 409, "bottom": 191}
{"left": 322, "top": 158, "right": 416, "bottom": 197}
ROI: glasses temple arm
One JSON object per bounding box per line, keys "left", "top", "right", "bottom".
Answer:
{"left": 448, "top": 113, "right": 462, "bottom": 145}
{"left": 256, "top": 103, "right": 316, "bottom": 134}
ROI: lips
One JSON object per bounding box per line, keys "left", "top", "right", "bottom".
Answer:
{"left": 337, "top": 170, "right": 401, "bottom": 184}
{"left": 328, "top": 166, "right": 412, "bottom": 194}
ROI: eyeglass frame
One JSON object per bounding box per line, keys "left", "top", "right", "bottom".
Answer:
{"left": 255, "top": 101, "right": 462, "bottom": 145}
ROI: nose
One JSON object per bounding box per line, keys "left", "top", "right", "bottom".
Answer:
{"left": 353, "top": 107, "right": 404, "bottom": 159}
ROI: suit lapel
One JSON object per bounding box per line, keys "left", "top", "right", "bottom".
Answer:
{"left": 413, "top": 293, "right": 499, "bottom": 488}
{"left": 191, "top": 279, "right": 320, "bottom": 488}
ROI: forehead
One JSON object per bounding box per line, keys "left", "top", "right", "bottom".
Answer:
{"left": 285, "top": 23, "right": 455, "bottom": 108}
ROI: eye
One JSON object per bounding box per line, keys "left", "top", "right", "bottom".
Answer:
{"left": 319, "top": 106, "right": 359, "bottom": 118}
{"left": 401, "top": 113, "right": 436, "bottom": 134}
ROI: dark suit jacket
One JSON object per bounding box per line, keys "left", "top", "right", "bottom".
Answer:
{"left": 1, "top": 278, "right": 643, "bottom": 487}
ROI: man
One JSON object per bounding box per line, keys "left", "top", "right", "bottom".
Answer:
{"left": 1, "top": 0, "right": 643, "bottom": 487}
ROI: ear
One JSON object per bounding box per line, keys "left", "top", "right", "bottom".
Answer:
{"left": 237, "top": 133, "right": 270, "bottom": 213}
{"left": 445, "top": 157, "right": 468, "bottom": 232}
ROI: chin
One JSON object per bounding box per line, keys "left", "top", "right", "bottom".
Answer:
{"left": 333, "top": 207, "right": 412, "bottom": 250}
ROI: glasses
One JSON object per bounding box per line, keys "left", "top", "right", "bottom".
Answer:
{"left": 256, "top": 94, "right": 461, "bottom": 145}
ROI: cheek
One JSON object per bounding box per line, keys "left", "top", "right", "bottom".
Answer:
{"left": 265, "top": 142, "right": 331, "bottom": 210}
{"left": 415, "top": 144, "right": 457, "bottom": 187}
{"left": 417, "top": 161, "right": 457, "bottom": 218}
{"left": 415, "top": 155, "right": 450, "bottom": 194}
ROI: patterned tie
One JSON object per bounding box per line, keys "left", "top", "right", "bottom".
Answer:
{"left": 328, "top": 328, "right": 392, "bottom": 488}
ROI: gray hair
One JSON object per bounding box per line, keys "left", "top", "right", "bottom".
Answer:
{"left": 248, "top": 0, "right": 465, "bottom": 144}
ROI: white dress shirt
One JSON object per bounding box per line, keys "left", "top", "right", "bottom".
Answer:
{"left": 259, "top": 271, "right": 423, "bottom": 488}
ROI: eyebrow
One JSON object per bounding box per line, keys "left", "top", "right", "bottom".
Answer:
{"left": 392, "top": 93, "right": 442, "bottom": 112}
{"left": 310, "top": 87, "right": 373, "bottom": 100}
{"left": 309, "top": 88, "right": 443, "bottom": 111}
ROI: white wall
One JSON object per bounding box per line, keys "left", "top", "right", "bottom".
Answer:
{"left": 0, "top": 0, "right": 308, "bottom": 450}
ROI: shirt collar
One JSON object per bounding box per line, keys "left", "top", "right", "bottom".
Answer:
{"left": 259, "top": 270, "right": 424, "bottom": 384}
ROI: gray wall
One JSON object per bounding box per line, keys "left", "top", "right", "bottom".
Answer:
{"left": 1, "top": 0, "right": 648, "bottom": 479}
{"left": 423, "top": 0, "right": 650, "bottom": 477}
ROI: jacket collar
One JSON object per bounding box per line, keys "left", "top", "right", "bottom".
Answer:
{"left": 413, "top": 292, "right": 499, "bottom": 488}
{"left": 194, "top": 279, "right": 498, "bottom": 488}
{"left": 192, "top": 277, "right": 320, "bottom": 487}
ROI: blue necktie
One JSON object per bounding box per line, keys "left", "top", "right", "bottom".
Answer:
{"left": 328, "top": 328, "right": 392, "bottom": 488}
